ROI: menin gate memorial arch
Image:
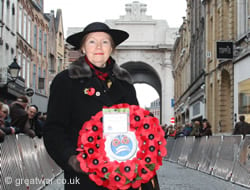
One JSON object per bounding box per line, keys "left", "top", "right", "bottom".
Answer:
{"left": 106, "top": 2, "right": 177, "bottom": 124}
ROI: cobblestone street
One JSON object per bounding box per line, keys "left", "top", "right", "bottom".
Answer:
{"left": 43, "top": 160, "right": 249, "bottom": 190}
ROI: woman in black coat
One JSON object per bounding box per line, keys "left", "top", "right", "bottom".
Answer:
{"left": 43, "top": 22, "right": 158, "bottom": 190}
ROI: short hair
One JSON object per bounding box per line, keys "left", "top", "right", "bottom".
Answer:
{"left": 2, "top": 104, "right": 10, "bottom": 115}
{"left": 29, "top": 104, "right": 39, "bottom": 112}
{"left": 239, "top": 115, "right": 245, "bottom": 122}
{"left": 17, "top": 96, "right": 28, "bottom": 103}
{"left": 202, "top": 118, "right": 208, "bottom": 122}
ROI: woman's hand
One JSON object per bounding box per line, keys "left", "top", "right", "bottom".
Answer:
{"left": 68, "top": 155, "right": 83, "bottom": 173}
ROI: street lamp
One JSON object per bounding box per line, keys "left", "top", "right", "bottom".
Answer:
{"left": 8, "top": 57, "right": 21, "bottom": 82}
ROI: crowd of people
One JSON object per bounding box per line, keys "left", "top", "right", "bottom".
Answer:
{"left": 0, "top": 96, "right": 45, "bottom": 143}
{"left": 163, "top": 116, "right": 250, "bottom": 139}
{"left": 162, "top": 119, "right": 213, "bottom": 139}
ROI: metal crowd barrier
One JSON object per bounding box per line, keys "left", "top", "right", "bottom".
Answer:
{"left": 164, "top": 137, "right": 175, "bottom": 160}
{"left": 212, "top": 135, "right": 242, "bottom": 180}
{"left": 198, "top": 136, "right": 222, "bottom": 174}
{"left": 231, "top": 135, "right": 250, "bottom": 188}
{"left": 178, "top": 136, "right": 195, "bottom": 166}
{"left": 165, "top": 134, "right": 250, "bottom": 189}
{"left": 168, "top": 136, "right": 185, "bottom": 162}
{"left": 0, "top": 134, "right": 62, "bottom": 190}
{"left": 186, "top": 136, "right": 205, "bottom": 169}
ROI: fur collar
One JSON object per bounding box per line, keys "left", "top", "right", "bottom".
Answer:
{"left": 68, "top": 56, "right": 133, "bottom": 84}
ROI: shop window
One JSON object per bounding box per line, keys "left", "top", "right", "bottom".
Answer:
{"left": 238, "top": 79, "right": 250, "bottom": 115}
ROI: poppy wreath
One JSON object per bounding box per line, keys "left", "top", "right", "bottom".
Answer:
{"left": 77, "top": 103, "right": 167, "bottom": 190}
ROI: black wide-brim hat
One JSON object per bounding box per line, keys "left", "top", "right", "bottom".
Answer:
{"left": 66, "top": 22, "right": 129, "bottom": 49}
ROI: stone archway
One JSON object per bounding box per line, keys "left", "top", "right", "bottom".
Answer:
{"left": 121, "top": 61, "right": 162, "bottom": 121}
{"left": 220, "top": 69, "right": 232, "bottom": 132}
{"left": 122, "top": 61, "right": 161, "bottom": 94}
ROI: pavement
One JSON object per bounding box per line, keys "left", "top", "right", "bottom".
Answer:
{"left": 43, "top": 161, "right": 249, "bottom": 190}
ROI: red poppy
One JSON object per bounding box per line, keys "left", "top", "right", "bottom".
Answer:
{"left": 158, "top": 141, "right": 167, "bottom": 157}
{"left": 80, "top": 132, "right": 97, "bottom": 145}
{"left": 120, "top": 159, "right": 137, "bottom": 180}
{"left": 143, "top": 154, "right": 157, "bottom": 166}
{"left": 138, "top": 164, "right": 155, "bottom": 183}
{"left": 84, "top": 144, "right": 100, "bottom": 158}
{"left": 131, "top": 177, "right": 143, "bottom": 189}
{"left": 84, "top": 87, "right": 95, "bottom": 96}
{"left": 82, "top": 120, "right": 102, "bottom": 133}
{"left": 109, "top": 171, "right": 127, "bottom": 189}
{"left": 95, "top": 162, "right": 114, "bottom": 178}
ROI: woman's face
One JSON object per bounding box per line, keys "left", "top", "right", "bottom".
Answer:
{"left": 81, "top": 32, "right": 113, "bottom": 68}
{"left": 1, "top": 108, "right": 7, "bottom": 119}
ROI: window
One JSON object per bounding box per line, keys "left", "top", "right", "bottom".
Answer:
{"left": 0, "top": 0, "right": 2, "bottom": 21}
{"left": 59, "top": 32, "right": 62, "bottom": 46}
{"left": 238, "top": 0, "right": 250, "bottom": 37}
{"left": 27, "top": 17, "right": 31, "bottom": 44}
{"left": 33, "top": 24, "right": 37, "bottom": 49}
{"left": 26, "top": 59, "right": 30, "bottom": 87}
{"left": 18, "top": 6, "right": 22, "bottom": 35}
{"left": 22, "top": 55, "right": 26, "bottom": 80}
{"left": 11, "top": 4, "right": 15, "bottom": 30}
{"left": 57, "top": 58, "right": 62, "bottom": 72}
{"left": 6, "top": 0, "right": 10, "bottom": 30}
{"left": 238, "top": 79, "right": 250, "bottom": 115}
{"left": 32, "top": 64, "right": 36, "bottom": 89}
{"left": 17, "top": 52, "right": 22, "bottom": 77}
{"left": 43, "top": 33, "right": 47, "bottom": 56}
{"left": 39, "top": 29, "right": 42, "bottom": 54}
{"left": 23, "top": 12, "right": 27, "bottom": 40}
{"left": 12, "top": 3, "right": 15, "bottom": 15}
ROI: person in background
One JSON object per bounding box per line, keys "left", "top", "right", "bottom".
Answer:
{"left": 233, "top": 115, "right": 249, "bottom": 138}
{"left": 200, "top": 120, "right": 212, "bottom": 137}
{"left": 38, "top": 112, "right": 47, "bottom": 128}
{"left": 1, "top": 103, "right": 20, "bottom": 135}
{"left": 43, "top": 22, "right": 159, "bottom": 190}
{"left": 0, "top": 102, "right": 6, "bottom": 142}
{"left": 26, "top": 105, "right": 43, "bottom": 138}
{"left": 168, "top": 125, "right": 176, "bottom": 137}
{"left": 182, "top": 122, "right": 193, "bottom": 136}
{"left": 9, "top": 96, "right": 33, "bottom": 137}
{"left": 190, "top": 120, "right": 201, "bottom": 137}
{"left": 175, "top": 125, "right": 184, "bottom": 138}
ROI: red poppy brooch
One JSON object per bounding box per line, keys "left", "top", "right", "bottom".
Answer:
{"left": 84, "top": 87, "right": 95, "bottom": 96}
{"left": 77, "top": 103, "right": 167, "bottom": 189}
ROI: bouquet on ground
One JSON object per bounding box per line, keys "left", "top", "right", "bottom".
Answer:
{"left": 77, "top": 103, "right": 167, "bottom": 190}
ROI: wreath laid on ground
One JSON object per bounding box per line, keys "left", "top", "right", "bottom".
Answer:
{"left": 77, "top": 103, "right": 167, "bottom": 190}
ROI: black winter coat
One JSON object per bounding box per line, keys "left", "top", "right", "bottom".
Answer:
{"left": 43, "top": 57, "right": 157, "bottom": 190}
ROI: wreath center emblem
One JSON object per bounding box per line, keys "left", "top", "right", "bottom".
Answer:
{"left": 105, "top": 132, "right": 138, "bottom": 161}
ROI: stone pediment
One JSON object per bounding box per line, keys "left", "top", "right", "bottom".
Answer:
{"left": 118, "top": 1, "right": 153, "bottom": 21}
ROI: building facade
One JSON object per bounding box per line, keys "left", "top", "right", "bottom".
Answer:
{"left": 172, "top": 15, "right": 191, "bottom": 127}
{"left": 0, "top": 0, "right": 66, "bottom": 113}
{"left": 204, "top": 0, "right": 237, "bottom": 134}
{"left": 172, "top": 0, "right": 239, "bottom": 134}
{"left": 0, "top": 0, "right": 24, "bottom": 102}
{"left": 149, "top": 98, "right": 160, "bottom": 121}
{"left": 16, "top": 0, "right": 50, "bottom": 112}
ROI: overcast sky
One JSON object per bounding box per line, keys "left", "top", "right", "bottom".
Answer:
{"left": 44, "top": 0, "right": 187, "bottom": 33}
{"left": 43, "top": 0, "right": 186, "bottom": 107}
